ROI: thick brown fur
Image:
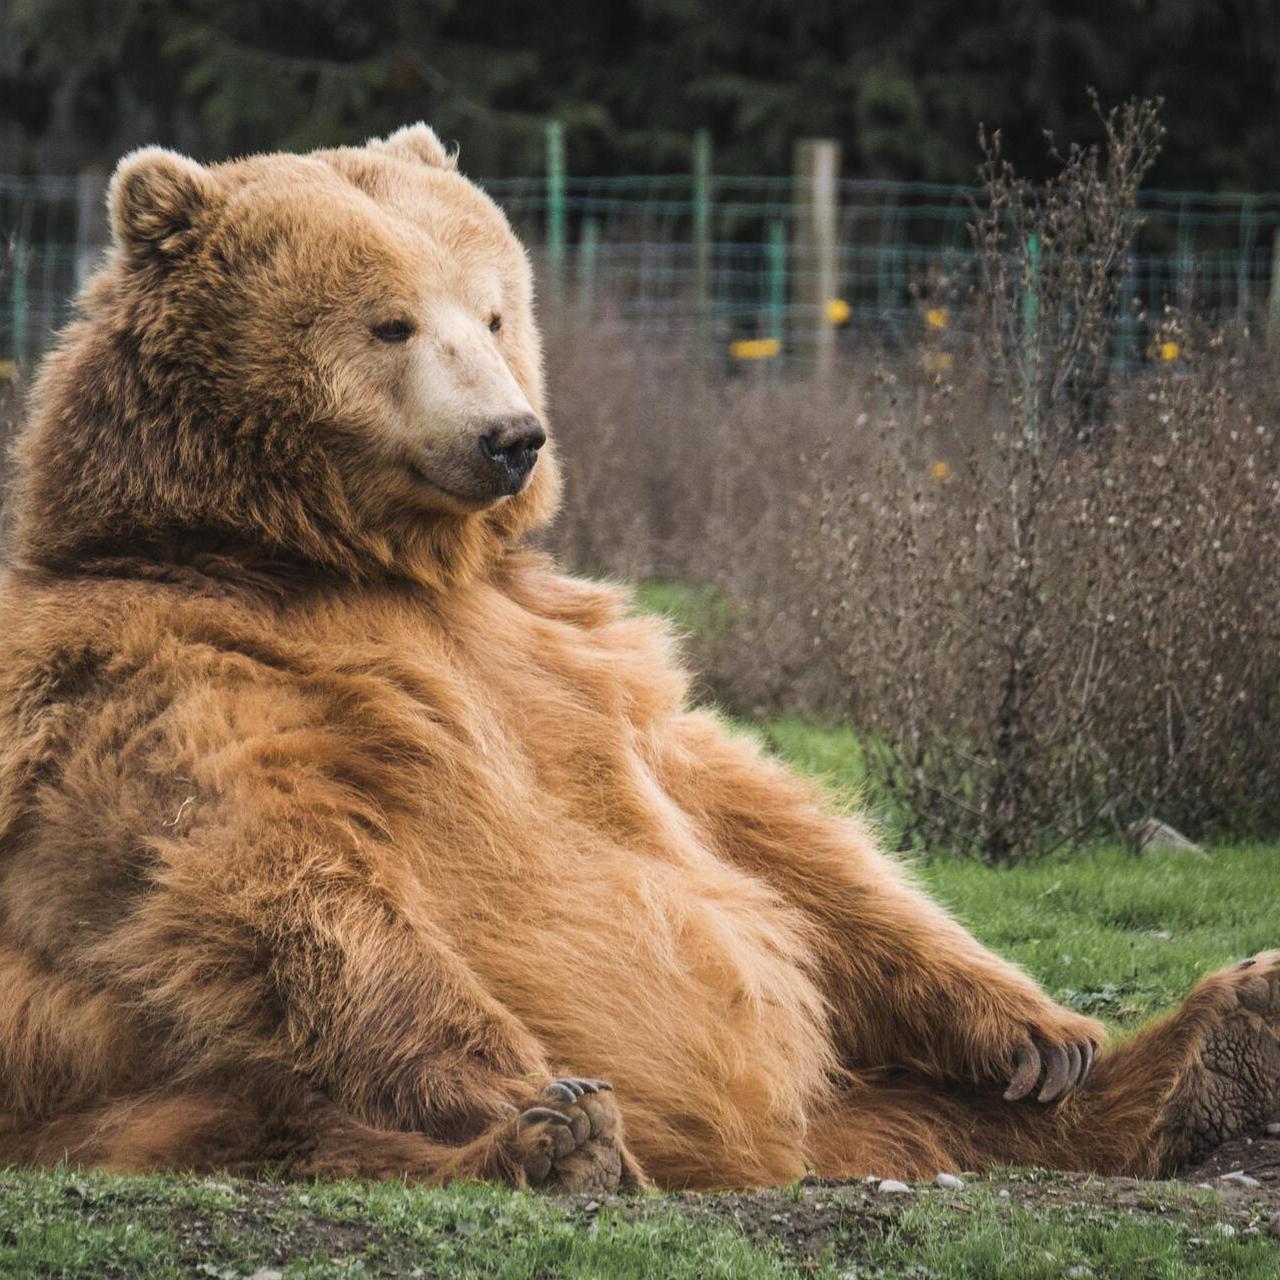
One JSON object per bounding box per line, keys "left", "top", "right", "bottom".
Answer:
{"left": 0, "top": 127, "right": 1276, "bottom": 1191}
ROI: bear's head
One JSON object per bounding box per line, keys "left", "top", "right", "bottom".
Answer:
{"left": 11, "top": 124, "right": 559, "bottom": 588}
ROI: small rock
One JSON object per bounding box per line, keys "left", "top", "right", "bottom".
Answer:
{"left": 934, "top": 1172, "right": 965, "bottom": 1190}
{"left": 877, "top": 1179, "right": 913, "bottom": 1194}
{"left": 1268, "top": 1212, "right": 1280, "bottom": 1239}
{"left": 583, "top": 1200, "right": 600, "bottom": 1213}
{"left": 1128, "top": 816, "right": 1206, "bottom": 856}
{"left": 248, "top": 1271, "right": 283, "bottom": 1280}
{"left": 202, "top": 1181, "right": 235, "bottom": 1194}
{"left": 1211, "top": 1222, "right": 1236, "bottom": 1237}
{"left": 1064, "top": 1267, "right": 1093, "bottom": 1279}
{"left": 997, "top": 1189, "right": 1010, "bottom": 1199}
{"left": 1219, "top": 1170, "right": 1261, "bottom": 1188}
{"left": 1265, "top": 1122, "right": 1280, "bottom": 1136}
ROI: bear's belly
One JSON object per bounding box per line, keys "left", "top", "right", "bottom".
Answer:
{"left": 422, "top": 830, "right": 836, "bottom": 1185}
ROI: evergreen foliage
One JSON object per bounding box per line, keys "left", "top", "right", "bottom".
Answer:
{"left": 3, "top": 2, "right": 1278, "bottom": 186}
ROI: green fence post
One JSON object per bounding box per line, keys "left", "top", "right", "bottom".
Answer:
{"left": 1022, "top": 232, "right": 1041, "bottom": 449}
{"left": 1176, "top": 196, "right": 1192, "bottom": 310}
{"left": 1116, "top": 249, "right": 1138, "bottom": 369}
{"left": 1268, "top": 229, "right": 1280, "bottom": 348}
{"left": 545, "top": 120, "right": 566, "bottom": 294}
{"left": 577, "top": 215, "right": 599, "bottom": 316}
{"left": 10, "top": 240, "right": 28, "bottom": 371}
{"left": 692, "top": 127, "right": 713, "bottom": 360}
{"left": 767, "top": 218, "right": 787, "bottom": 376}
{"left": 1238, "top": 196, "right": 1256, "bottom": 324}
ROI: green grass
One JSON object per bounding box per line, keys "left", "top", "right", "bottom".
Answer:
{"left": 3, "top": 1168, "right": 1277, "bottom": 1279}
{"left": 922, "top": 843, "right": 1279, "bottom": 1029}
{"left": 0, "top": 1170, "right": 807, "bottom": 1279}
{"left": 862, "top": 1183, "right": 1280, "bottom": 1279}
{"left": 755, "top": 714, "right": 1280, "bottom": 1031}
{"left": 632, "top": 578, "right": 729, "bottom": 639}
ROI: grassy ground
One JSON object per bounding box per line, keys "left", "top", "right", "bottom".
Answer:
{"left": 4, "top": 1165, "right": 1279, "bottom": 1279}
{"left": 3, "top": 585, "right": 1278, "bottom": 1277}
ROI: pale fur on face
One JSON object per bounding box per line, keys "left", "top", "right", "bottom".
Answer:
{"left": 307, "top": 127, "right": 549, "bottom": 513}
{"left": 358, "top": 272, "right": 540, "bottom": 510}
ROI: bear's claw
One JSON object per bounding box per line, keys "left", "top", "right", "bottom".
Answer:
{"left": 512, "top": 1077, "right": 639, "bottom": 1192}
{"left": 1003, "top": 1034, "right": 1097, "bottom": 1103}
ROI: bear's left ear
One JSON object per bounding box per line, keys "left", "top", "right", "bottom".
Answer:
{"left": 370, "top": 123, "right": 458, "bottom": 171}
{"left": 108, "top": 146, "right": 220, "bottom": 262}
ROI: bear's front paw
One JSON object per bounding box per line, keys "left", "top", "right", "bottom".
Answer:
{"left": 996, "top": 1010, "right": 1105, "bottom": 1104}
{"left": 513, "top": 1078, "right": 647, "bottom": 1193}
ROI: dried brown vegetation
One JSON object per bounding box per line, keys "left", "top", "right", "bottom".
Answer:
{"left": 545, "top": 101, "right": 1280, "bottom": 860}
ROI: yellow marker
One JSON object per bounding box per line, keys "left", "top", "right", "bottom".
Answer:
{"left": 922, "top": 351, "right": 953, "bottom": 373}
{"left": 825, "top": 298, "right": 851, "bottom": 326}
{"left": 932, "top": 460, "right": 951, "bottom": 480}
{"left": 730, "top": 337, "right": 781, "bottom": 360}
{"left": 925, "top": 307, "right": 948, "bottom": 330}
{"left": 0, "top": 360, "right": 17, "bottom": 382}
{"left": 1159, "top": 341, "right": 1180, "bottom": 362}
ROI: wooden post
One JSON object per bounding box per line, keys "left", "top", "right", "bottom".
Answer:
{"left": 692, "top": 127, "right": 712, "bottom": 354}
{"left": 792, "top": 138, "right": 840, "bottom": 375}
{"left": 545, "top": 120, "right": 566, "bottom": 294}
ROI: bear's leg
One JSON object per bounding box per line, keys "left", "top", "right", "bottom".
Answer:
{"left": 807, "top": 952, "right": 1280, "bottom": 1180}
{"left": 660, "top": 714, "right": 1105, "bottom": 1095}
{"left": 0, "top": 1079, "right": 647, "bottom": 1192}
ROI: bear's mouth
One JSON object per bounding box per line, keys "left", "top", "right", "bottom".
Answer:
{"left": 406, "top": 459, "right": 517, "bottom": 508}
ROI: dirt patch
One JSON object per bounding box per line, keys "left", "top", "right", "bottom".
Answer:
{"left": 37, "top": 1130, "right": 1280, "bottom": 1276}
{"left": 1181, "top": 1126, "right": 1280, "bottom": 1202}
{"left": 555, "top": 1122, "right": 1280, "bottom": 1268}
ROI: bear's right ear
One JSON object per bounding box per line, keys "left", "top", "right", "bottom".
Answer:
{"left": 369, "top": 123, "right": 458, "bottom": 171}
{"left": 108, "top": 147, "right": 219, "bottom": 262}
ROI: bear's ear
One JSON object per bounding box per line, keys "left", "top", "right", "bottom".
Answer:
{"left": 370, "top": 123, "right": 458, "bottom": 171}
{"left": 108, "top": 146, "right": 219, "bottom": 261}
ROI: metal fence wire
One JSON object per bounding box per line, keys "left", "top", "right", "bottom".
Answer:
{"left": 4, "top": 170, "right": 1280, "bottom": 374}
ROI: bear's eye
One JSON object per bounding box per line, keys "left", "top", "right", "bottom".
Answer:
{"left": 488, "top": 313, "right": 502, "bottom": 335}
{"left": 371, "top": 318, "right": 416, "bottom": 344}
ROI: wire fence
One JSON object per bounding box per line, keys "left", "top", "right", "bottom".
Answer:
{"left": 4, "top": 170, "right": 1280, "bottom": 375}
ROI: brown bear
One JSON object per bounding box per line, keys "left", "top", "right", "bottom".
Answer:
{"left": 0, "top": 124, "right": 1276, "bottom": 1192}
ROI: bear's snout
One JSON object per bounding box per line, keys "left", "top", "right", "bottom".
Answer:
{"left": 479, "top": 415, "right": 546, "bottom": 493}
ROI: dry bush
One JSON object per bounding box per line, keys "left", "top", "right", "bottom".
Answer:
{"left": 543, "top": 315, "right": 856, "bottom": 710}
{"left": 544, "top": 100, "right": 1280, "bottom": 860}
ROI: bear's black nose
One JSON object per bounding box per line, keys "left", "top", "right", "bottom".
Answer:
{"left": 480, "top": 415, "right": 546, "bottom": 484}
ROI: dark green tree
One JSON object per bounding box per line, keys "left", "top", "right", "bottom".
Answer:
{"left": 4, "top": 0, "right": 1278, "bottom": 187}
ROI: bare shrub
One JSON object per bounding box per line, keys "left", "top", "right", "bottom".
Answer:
{"left": 543, "top": 98, "right": 1280, "bottom": 860}
{"left": 800, "top": 101, "right": 1280, "bottom": 859}
{"left": 543, "top": 317, "right": 860, "bottom": 711}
